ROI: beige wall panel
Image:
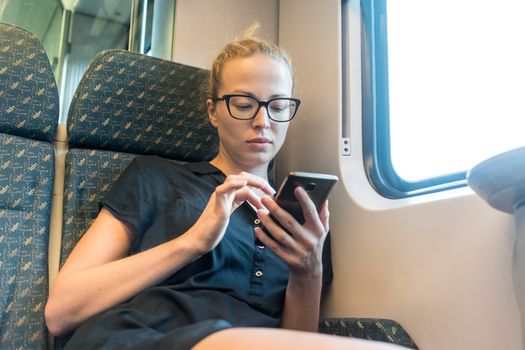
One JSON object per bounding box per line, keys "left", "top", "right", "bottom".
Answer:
{"left": 172, "top": 0, "right": 278, "bottom": 69}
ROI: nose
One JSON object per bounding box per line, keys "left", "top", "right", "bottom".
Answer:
{"left": 252, "top": 105, "right": 271, "bottom": 128}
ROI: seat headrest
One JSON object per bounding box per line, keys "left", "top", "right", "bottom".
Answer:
{"left": 67, "top": 49, "right": 219, "bottom": 162}
{"left": 0, "top": 22, "right": 59, "bottom": 143}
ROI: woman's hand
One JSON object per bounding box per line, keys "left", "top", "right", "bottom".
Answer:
{"left": 254, "top": 186, "right": 329, "bottom": 277}
{"left": 254, "top": 186, "right": 329, "bottom": 331}
{"left": 187, "top": 172, "right": 275, "bottom": 255}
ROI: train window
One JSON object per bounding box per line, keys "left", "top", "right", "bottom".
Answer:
{"left": 0, "top": 0, "right": 63, "bottom": 73}
{"left": 1, "top": 0, "right": 174, "bottom": 123}
{"left": 354, "top": 0, "right": 525, "bottom": 198}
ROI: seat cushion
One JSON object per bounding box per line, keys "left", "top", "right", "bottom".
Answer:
{"left": 0, "top": 133, "right": 54, "bottom": 349}
{"left": 319, "top": 317, "right": 418, "bottom": 349}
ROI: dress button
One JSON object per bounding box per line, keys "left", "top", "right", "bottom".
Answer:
{"left": 257, "top": 245, "right": 265, "bottom": 249}
{"left": 255, "top": 270, "right": 263, "bottom": 277}
{"left": 254, "top": 218, "right": 261, "bottom": 225}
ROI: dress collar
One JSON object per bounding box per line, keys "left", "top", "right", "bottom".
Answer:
{"left": 184, "top": 161, "right": 225, "bottom": 186}
{"left": 184, "top": 160, "right": 274, "bottom": 188}
{"left": 184, "top": 161, "right": 223, "bottom": 175}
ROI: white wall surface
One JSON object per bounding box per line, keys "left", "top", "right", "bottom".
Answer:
{"left": 172, "top": 0, "right": 278, "bottom": 69}
{"left": 277, "top": 1, "right": 523, "bottom": 350}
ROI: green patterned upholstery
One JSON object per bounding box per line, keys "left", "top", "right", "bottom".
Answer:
{"left": 0, "top": 23, "right": 58, "bottom": 143}
{"left": 0, "top": 22, "right": 58, "bottom": 350}
{"left": 319, "top": 318, "right": 418, "bottom": 349}
{"left": 66, "top": 50, "right": 218, "bottom": 160}
{"left": 60, "top": 149, "right": 136, "bottom": 266}
{"left": 60, "top": 50, "right": 218, "bottom": 265}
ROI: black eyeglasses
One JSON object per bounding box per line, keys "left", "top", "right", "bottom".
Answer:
{"left": 211, "top": 94, "right": 301, "bottom": 122}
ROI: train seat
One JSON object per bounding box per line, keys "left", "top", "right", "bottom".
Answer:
{"left": 59, "top": 49, "right": 218, "bottom": 266}
{"left": 53, "top": 50, "right": 217, "bottom": 347}
{"left": 0, "top": 22, "right": 59, "bottom": 349}
{"left": 319, "top": 317, "right": 417, "bottom": 348}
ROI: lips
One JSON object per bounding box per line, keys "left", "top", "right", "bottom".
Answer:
{"left": 247, "top": 137, "right": 272, "bottom": 144}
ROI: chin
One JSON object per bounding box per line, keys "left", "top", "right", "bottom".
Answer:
{"left": 247, "top": 153, "right": 274, "bottom": 167}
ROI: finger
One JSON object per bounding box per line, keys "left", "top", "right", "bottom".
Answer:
{"left": 215, "top": 178, "right": 248, "bottom": 196}
{"left": 293, "top": 186, "right": 326, "bottom": 236}
{"left": 293, "top": 186, "right": 317, "bottom": 222}
{"left": 259, "top": 195, "right": 319, "bottom": 252}
{"left": 319, "top": 200, "right": 330, "bottom": 233}
{"left": 260, "top": 196, "right": 303, "bottom": 239}
{"left": 237, "top": 172, "right": 276, "bottom": 196}
{"left": 256, "top": 208, "right": 302, "bottom": 252}
{"left": 254, "top": 227, "right": 322, "bottom": 273}
{"left": 253, "top": 226, "right": 296, "bottom": 261}
{"left": 218, "top": 173, "right": 275, "bottom": 199}
{"left": 233, "top": 187, "right": 265, "bottom": 210}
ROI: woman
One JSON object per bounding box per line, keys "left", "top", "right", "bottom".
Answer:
{"left": 45, "top": 28, "right": 407, "bottom": 350}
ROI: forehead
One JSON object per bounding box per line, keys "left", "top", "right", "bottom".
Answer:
{"left": 219, "top": 54, "right": 293, "bottom": 95}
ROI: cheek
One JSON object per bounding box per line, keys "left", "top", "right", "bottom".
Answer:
{"left": 213, "top": 108, "right": 236, "bottom": 134}
{"left": 273, "top": 124, "right": 289, "bottom": 146}
{"left": 217, "top": 120, "right": 244, "bottom": 145}
{"left": 222, "top": 120, "right": 241, "bottom": 136}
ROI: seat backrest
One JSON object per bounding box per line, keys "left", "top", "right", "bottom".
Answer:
{"left": 60, "top": 49, "right": 218, "bottom": 266}
{"left": 0, "top": 22, "right": 59, "bottom": 350}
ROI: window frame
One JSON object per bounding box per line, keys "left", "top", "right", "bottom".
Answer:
{"left": 359, "top": 0, "right": 467, "bottom": 199}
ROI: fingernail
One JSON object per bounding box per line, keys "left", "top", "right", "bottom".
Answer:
{"left": 257, "top": 206, "right": 268, "bottom": 214}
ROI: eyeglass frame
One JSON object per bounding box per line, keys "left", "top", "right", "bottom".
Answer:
{"left": 210, "top": 94, "right": 301, "bottom": 122}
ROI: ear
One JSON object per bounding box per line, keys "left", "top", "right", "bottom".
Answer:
{"left": 207, "top": 99, "right": 219, "bottom": 128}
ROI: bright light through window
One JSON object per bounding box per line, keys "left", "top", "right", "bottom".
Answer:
{"left": 387, "top": 0, "right": 525, "bottom": 182}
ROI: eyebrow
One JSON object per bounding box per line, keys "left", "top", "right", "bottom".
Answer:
{"left": 228, "top": 90, "right": 291, "bottom": 99}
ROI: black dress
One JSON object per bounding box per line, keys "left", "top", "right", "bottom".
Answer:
{"left": 64, "top": 156, "right": 290, "bottom": 350}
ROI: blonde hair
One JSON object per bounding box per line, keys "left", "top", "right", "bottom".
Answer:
{"left": 207, "top": 23, "right": 295, "bottom": 98}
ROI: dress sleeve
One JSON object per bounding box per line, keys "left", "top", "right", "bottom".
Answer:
{"left": 99, "top": 156, "right": 157, "bottom": 235}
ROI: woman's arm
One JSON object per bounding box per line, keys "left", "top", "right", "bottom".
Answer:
{"left": 45, "top": 208, "right": 206, "bottom": 336}
{"left": 281, "top": 266, "right": 323, "bottom": 331}
{"left": 45, "top": 173, "right": 274, "bottom": 337}
{"left": 254, "top": 187, "right": 329, "bottom": 332}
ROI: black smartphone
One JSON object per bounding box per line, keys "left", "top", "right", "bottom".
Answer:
{"left": 264, "top": 171, "right": 338, "bottom": 235}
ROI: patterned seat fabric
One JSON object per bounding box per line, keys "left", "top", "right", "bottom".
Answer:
{"left": 66, "top": 49, "right": 217, "bottom": 160}
{"left": 0, "top": 22, "right": 58, "bottom": 350}
{"left": 60, "top": 150, "right": 136, "bottom": 266}
{"left": 0, "top": 23, "right": 58, "bottom": 143}
{"left": 61, "top": 49, "right": 218, "bottom": 265}
{"left": 319, "top": 318, "right": 418, "bottom": 349}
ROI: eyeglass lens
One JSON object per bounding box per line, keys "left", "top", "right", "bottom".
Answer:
{"left": 228, "top": 96, "right": 297, "bottom": 121}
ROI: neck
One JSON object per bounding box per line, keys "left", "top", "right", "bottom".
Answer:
{"left": 210, "top": 155, "right": 270, "bottom": 180}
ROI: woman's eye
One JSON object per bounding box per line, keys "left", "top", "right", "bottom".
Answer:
{"left": 233, "top": 103, "right": 254, "bottom": 111}
{"left": 270, "top": 104, "right": 288, "bottom": 112}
